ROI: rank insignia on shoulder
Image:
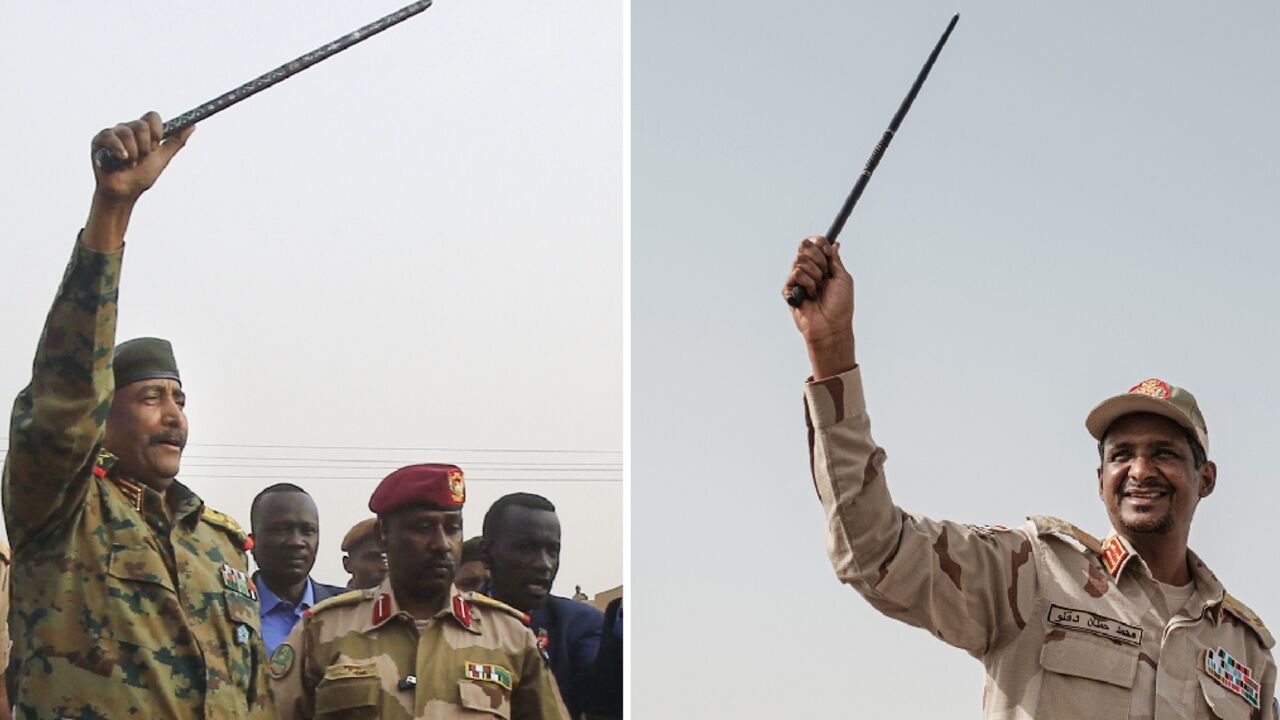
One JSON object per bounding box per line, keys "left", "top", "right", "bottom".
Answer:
{"left": 220, "top": 563, "right": 257, "bottom": 601}
{"left": 1101, "top": 535, "right": 1130, "bottom": 577}
{"left": 1204, "top": 647, "right": 1261, "bottom": 710}
{"left": 270, "top": 644, "right": 296, "bottom": 680}
{"left": 465, "top": 662, "right": 513, "bottom": 692}
{"left": 452, "top": 595, "right": 473, "bottom": 628}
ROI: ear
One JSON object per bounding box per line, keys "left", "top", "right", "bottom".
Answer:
{"left": 376, "top": 518, "right": 388, "bottom": 547}
{"left": 1096, "top": 466, "right": 1104, "bottom": 500}
{"left": 1198, "top": 461, "right": 1217, "bottom": 499}
{"left": 342, "top": 555, "right": 351, "bottom": 574}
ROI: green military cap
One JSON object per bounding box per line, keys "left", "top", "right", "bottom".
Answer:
{"left": 113, "top": 337, "right": 181, "bottom": 388}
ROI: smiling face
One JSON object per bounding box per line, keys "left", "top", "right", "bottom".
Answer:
{"left": 486, "top": 505, "right": 562, "bottom": 612}
{"left": 103, "top": 378, "right": 188, "bottom": 491}
{"left": 1097, "top": 413, "right": 1216, "bottom": 542}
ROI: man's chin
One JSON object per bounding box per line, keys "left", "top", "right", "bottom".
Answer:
{"left": 1120, "top": 511, "right": 1174, "bottom": 535}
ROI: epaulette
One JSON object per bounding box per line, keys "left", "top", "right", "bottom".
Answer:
{"left": 1223, "top": 593, "right": 1275, "bottom": 650}
{"left": 200, "top": 507, "right": 251, "bottom": 551}
{"left": 467, "top": 592, "right": 532, "bottom": 626}
{"left": 305, "top": 589, "right": 372, "bottom": 619}
{"left": 1028, "top": 515, "right": 1103, "bottom": 556}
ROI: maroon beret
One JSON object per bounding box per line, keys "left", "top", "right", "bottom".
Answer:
{"left": 369, "top": 464, "right": 465, "bottom": 514}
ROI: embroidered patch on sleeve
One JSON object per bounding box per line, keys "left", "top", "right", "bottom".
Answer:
{"left": 270, "top": 644, "right": 295, "bottom": 679}
{"left": 1204, "top": 647, "right": 1261, "bottom": 710}
{"left": 1046, "top": 604, "right": 1142, "bottom": 646}
{"left": 464, "top": 662, "right": 513, "bottom": 692}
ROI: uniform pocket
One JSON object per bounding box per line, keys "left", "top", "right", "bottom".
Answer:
{"left": 1198, "top": 673, "right": 1256, "bottom": 720}
{"left": 315, "top": 664, "right": 382, "bottom": 720}
{"left": 458, "top": 679, "right": 513, "bottom": 719}
{"left": 107, "top": 545, "right": 176, "bottom": 592}
{"left": 1036, "top": 633, "right": 1138, "bottom": 720}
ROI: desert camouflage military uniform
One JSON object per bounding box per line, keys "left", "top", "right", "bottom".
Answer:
{"left": 272, "top": 579, "right": 571, "bottom": 719}
{"left": 805, "top": 368, "right": 1276, "bottom": 720}
{"left": 2, "top": 243, "right": 275, "bottom": 718}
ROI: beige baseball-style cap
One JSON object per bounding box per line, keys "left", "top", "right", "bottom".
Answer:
{"left": 1086, "top": 378, "right": 1209, "bottom": 454}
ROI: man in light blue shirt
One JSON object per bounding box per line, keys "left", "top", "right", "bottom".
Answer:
{"left": 248, "top": 484, "right": 346, "bottom": 653}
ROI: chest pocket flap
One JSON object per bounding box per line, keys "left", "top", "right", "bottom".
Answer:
{"left": 316, "top": 663, "right": 382, "bottom": 718}
{"left": 458, "top": 679, "right": 512, "bottom": 719}
{"left": 1198, "top": 673, "right": 1256, "bottom": 720}
{"left": 108, "top": 545, "right": 176, "bottom": 593}
{"left": 1040, "top": 634, "right": 1138, "bottom": 688}
{"left": 224, "top": 590, "right": 259, "bottom": 626}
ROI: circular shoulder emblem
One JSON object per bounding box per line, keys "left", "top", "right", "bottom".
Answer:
{"left": 1128, "top": 378, "right": 1171, "bottom": 399}
{"left": 270, "top": 643, "right": 296, "bottom": 679}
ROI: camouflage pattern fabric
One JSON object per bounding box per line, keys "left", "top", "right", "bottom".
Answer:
{"left": 272, "top": 579, "right": 571, "bottom": 719}
{"left": 2, "top": 242, "right": 275, "bottom": 718}
{"left": 805, "top": 367, "right": 1276, "bottom": 720}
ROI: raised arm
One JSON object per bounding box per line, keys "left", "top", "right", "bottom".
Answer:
{"left": 2, "top": 114, "right": 193, "bottom": 548}
{"left": 787, "top": 236, "right": 1037, "bottom": 658}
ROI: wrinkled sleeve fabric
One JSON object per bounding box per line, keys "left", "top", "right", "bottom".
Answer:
{"left": 805, "top": 367, "right": 1038, "bottom": 658}
{"left": 512, "top": 633, "right": 572, "bottom": 720}
{"left": 271, "top": 619, "right": 316, "bottom": 720}
{"left": 3, "top": 241, "right": 121, "bottom": 550}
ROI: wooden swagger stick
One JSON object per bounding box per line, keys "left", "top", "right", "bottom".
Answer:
{"left": 95, "top": 0, "right": 434, "bottom": 171}
{"left": 786, "top": 13, "right": 959, "bottom": 308}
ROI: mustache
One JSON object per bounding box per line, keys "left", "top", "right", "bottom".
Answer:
{"left": 149, "top": 431, "right": 187, "bottom": 448}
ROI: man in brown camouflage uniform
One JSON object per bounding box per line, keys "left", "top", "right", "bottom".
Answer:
{"left": 2, "top": 113, "right": 274, "bottom": 718}
{"left": 786, "top": 236, "right": 1275, "bottom": 719}
{"left": 272, "top": 463, "right": 570, "bottom": 719}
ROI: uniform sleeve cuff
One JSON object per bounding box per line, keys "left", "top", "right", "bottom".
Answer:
{"left": 804, "top": 366, "right": 864, "bottom": 429}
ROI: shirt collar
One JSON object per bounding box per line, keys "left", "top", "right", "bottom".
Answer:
{"left": 366, "top": 579, "right": 480, "bottom": 634}
{"left": 257, "top": 575, "right": 315, "bottom": 613}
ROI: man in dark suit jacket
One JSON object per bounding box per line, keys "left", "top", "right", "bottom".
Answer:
{"left": 249, "top": 484, "right": 346, "bottom": 653}
{"left": 483, "top": 493, "right": 606, "bottom": 719}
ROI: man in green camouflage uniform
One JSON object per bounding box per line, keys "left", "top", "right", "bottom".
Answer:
{"left": 272, "top": 463, "right": 570, "bottom": 719}
{"left": 2, "top": 113, "right": 275, "bottom": 718}
{"left": 786, "top": 236, "right": 1275, "bottom": 719}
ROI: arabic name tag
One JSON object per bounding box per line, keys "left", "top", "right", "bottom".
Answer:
{"left": 1047, "top": 604, "right": 1142, "bottom": 646}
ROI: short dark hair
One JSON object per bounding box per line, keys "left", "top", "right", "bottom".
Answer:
{"left": 461, "top": 536, "right": 487, "bottom": 564}
{"left": 482, "top": 493, "right": 556, "bottom": 541}
{"left": 249, "top": 482, "right": 311, "bottom": 528}
{"left": 1096, "top": 428, "right": 1207, "bottom": 469}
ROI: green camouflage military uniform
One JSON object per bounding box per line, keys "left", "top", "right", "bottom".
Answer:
{"left": 2, "top": 242, "right": 275, "bottom": 718}
{"left": 805, "top": 367, "right": 1276, "bottom": 720}
{"left": 272, "top": 579, "right": 571, "bottom": 719}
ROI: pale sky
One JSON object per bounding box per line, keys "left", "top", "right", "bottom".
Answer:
{"left": 0, "top": 0, "right": 622, "bottom": 597}
{"left": 635, "top": 1, "right": 1280, "bottom": 716}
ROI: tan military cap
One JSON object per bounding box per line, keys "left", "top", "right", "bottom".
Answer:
{"left": 340, "top": 518, "right": 381, "bottom": 552}
{"left": 1086, "top": 378, "right": 1209, "bottom": 454}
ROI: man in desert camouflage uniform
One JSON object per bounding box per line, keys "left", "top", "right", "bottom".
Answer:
{"left": 786, "top": 236, "right": 1275, "bottom": 719}
{"left": 272, "top": 463, "right": 570, "bottom": 719}
{"left": 2, "top": 113, "right": 274, "bottom": 718}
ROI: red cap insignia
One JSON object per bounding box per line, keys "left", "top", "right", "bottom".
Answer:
{"left": 448, "top": 470, "right": 465, "bottom": 504}
{"left": 1128, "top": 379, "right": 1171, "bottom": 400}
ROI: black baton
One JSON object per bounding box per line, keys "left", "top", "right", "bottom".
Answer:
{"left": 95, "top": 0, "right": 433, "bottom": 171}
{"left": 786, "top": 13, "right": 959, "bottom": 308}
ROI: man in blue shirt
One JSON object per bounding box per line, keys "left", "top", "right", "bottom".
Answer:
{"left": 248, "top": 484, "right": 345, "bottom": 653}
